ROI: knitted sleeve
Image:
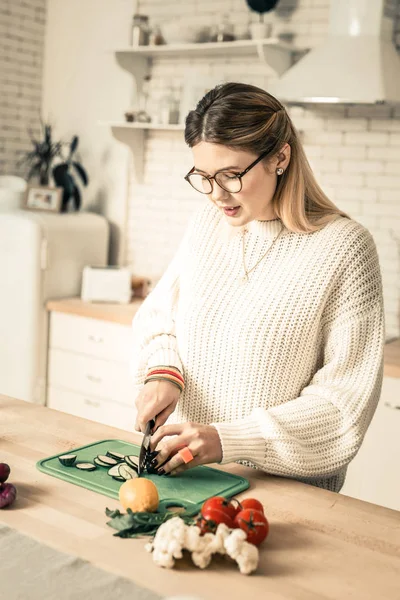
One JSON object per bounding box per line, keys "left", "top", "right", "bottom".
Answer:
{"left": 211, "top": 227, "right": 386, "bottom": 480}
{"left": 129, "top": 215, "right": 194, "bottom": 389}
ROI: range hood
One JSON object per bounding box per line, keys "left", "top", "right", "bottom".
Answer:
{"left": 270, "top": 0, "right": 400, "bottom": 104}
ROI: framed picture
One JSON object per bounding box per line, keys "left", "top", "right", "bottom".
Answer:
{"left": 179, "top": 72, "right": 226, "bottom": 125}
{"left": 23, "top": 185, "right": 62, "bottom": 213}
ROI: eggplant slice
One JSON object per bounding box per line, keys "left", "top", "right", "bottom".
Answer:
{"left": 58, "top": 454, "right": 77, "bottom": 467}
{"left": 106, "top": 450, "right": 125, "bottom": 461}
{"left": 75, "top": 462, "right": 97, "bottom": 471}
{"left": 118, "top": 464, "right": 138, "bottom": 480}
{"left": 107, "top": 464, "right": 122, "bottom": 477}
{"left": 95, "top": 455, "right": 118, "bottom": 466}
{"left": 124, "top": 455, "right": 139, "bottom": 471}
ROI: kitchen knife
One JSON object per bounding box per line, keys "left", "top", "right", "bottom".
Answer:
{"left": 138, "top": 418, "right": 155, "bottom": 476}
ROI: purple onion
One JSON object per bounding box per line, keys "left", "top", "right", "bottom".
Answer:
{"left": 0, "top": 463, "right": 10, "bottom": 483}
{"left": 0, "top": 483, "right": 17, "bottom": 508}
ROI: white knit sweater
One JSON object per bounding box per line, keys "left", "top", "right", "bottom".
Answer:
{"left": 130, "top": 202, "right": 385, "bottom": 492}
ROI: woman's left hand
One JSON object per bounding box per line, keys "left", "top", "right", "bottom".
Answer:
{"left": 149, "top": 422, "right": 223, "bottom": 476}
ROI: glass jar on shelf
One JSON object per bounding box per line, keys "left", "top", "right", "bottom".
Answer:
{"left": 210, "top": 14, "right": 235, "bottom": 43}
{"left": 136, "top": 75, "right": 152, "bottom": 122}
{"left": 149, "top": 25, "right": 165, "bottom": 46}
{"left": 158, "top": 86, "right": 181, "bottom": 125}
{"left": 130, "top": 14, "right": 150, "bottom": 46}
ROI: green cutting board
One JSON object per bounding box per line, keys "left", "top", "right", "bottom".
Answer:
{"left": 36, "top": 439, "right": 249, "bottom": 517}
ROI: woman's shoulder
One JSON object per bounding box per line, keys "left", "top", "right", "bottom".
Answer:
{"left": 318, "top": 216, "right": 381, "bottom": 283}
{"left": 317, "top": 214, "right": 377, "bottom": 254}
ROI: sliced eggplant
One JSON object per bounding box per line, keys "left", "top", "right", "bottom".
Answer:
{"left": 112, "top": 475, "right": 125, "bottom": 482}
{"left": 118, "top": 464, "right": 138, "bottom": 480}
{"left": 106, "top": 450, "right": 125, "bottom": 461}
{"left": 75, "top": 462, "right": 97, "bottom": 471}
{"left": 58, "top": 454, "right": 77, "bottom": 467}
{"left": 124, "top": 455, "right": 139, "bottom": 471}
{"left": 94, "top": 457, "right": 112, "bottom": 467}
{"left": 107, "top": 465, "right": 122, "bottom": 477}
{"left": 95, "top": 455, "right": 118, "bottom": 466}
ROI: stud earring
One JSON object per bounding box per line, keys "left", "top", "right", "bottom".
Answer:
{"left": 276, "top": 167, "right": 284, "bottom": 175}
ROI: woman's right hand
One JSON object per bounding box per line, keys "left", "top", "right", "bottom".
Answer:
{"left": 134, "top": 379, "right": 181, "bottom": 433}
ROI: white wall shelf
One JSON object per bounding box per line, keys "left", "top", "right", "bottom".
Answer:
{"left": 99, "top": 121, "right": 184, "bottom": 131}
{"left": 114, "top": 38, "right": 294, "bottom": 77}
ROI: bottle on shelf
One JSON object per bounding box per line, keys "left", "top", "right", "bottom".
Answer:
{"left": 136, "top": 74, "right": 152, "bottom": 122}
{"left": 158, "top": 85, "right": 181, "bottom": 125}
{"left": 130, "top": 13, "right": 150, "bottom": 46}
{"left": 209, "top": 14, "right": 235, "bottom": 43}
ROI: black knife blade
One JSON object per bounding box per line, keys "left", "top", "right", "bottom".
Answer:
{"left": 138, "top": 418, "right": 155, "bottom": 476}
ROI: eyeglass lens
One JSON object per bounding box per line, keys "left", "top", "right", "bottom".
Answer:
{"left": 187, "top": 172, "right": 241, "bottom": 194}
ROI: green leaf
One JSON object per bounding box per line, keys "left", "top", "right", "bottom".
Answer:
{"left": 72, "top": 162, "right": 88, "bottom": 185}
{"left": 105, "top": 507, "right": 121, "bottom": 518}
{"left": 106, "top": 512, "right": 136, "bottom": 531}
{"left": 73, "top": 186, "right": 81, "bottom": 210}
{"left": 53, "top": 165, "right": 74, "bottom": 194}
{"left": 70, "top": 135, "right": 79, "bottom": 154}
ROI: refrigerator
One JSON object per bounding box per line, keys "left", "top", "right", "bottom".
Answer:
{"left": 0, "top": 209, "right": 109, "bottom": 405}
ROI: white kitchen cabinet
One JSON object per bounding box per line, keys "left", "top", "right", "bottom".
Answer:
{"left": 47, "top": 312, "right": 137, "bottom": 431}
{"left": 340, "top": 376, "right": 400, "bottom": 511}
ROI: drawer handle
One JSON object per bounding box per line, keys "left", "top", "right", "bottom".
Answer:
{"left": 86, "top": 374, "right": 102, "bottom": 383}
{"left": 84, "top": 398, "right": 100, "bottom": 407}
{"left": 88, "top": 335, "right": 104, "bottom": 344}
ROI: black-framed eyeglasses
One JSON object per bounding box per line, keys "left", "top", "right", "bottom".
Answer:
{"left": 184, "top": 149, "right": 270, "bottom": 195}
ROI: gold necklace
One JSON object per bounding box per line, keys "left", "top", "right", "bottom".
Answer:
{"left": 240, "top": 221, "right": 284, "bottom": 284}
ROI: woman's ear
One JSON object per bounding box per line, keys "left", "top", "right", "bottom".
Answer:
{"left": 277, "top": 143, "right": 291, "bottom": 170}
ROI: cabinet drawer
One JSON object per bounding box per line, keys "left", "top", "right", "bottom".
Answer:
{"left": 48, "top": 349, "right": 135, "bottom": 407}
{"left": 47, "top": 386, "right": 137, "bottom": 432}
{"left": 49, "top": 312, "right": 132, "bottom": 362}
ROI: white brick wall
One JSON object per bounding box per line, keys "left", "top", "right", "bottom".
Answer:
{"left": 126, "top": 0, "right": 400, "bottom": 340}
{"left": 0, "top": 0, "right": 46, "bottom": 176}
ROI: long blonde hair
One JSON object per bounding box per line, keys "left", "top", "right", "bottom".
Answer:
{"left": 184, "top": 82, "right": 350, "bottom": 233}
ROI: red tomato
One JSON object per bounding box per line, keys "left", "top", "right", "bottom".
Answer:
{"left": 201, "top": 496, "right": 238, "bottom": 521}
{"left": 238, "top": 498, "right": 265, "bottom": 514}
{"left": 196, "top": 508, "right": 235, "bottom": 534}
{"left": 234, "top": 509, "right": 269, "bottom": 546}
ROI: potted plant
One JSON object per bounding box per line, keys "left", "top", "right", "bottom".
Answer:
{"left": 246, "top": 0, "right": 280, "bottom": 39}
{"left": 18, "top": 120, "right": 63, "bottom": 186}
{"left": 52, "top": 135, "right": 88, "bottom": 212}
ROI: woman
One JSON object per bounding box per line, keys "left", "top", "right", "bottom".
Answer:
{"left": 130, "top": 82, "right": 385, "bottom": 492}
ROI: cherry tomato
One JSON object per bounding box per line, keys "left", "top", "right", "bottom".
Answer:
{"left": 238, "top": 498, "right": 265, "bottom": 514}
{"left": 196, "top": 508, "right": 235, "bottom": 534}
{"left": 201, "top": 496, "right": 238, "bottom": 520}
{"left": 196, "top": 515, "right": 216, "bottom": 535}
{"left": 234, "top": 508, "right": 269, "bottom": 546}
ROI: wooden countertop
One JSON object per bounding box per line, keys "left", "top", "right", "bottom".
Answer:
{"left": 1, "top": 395, "right": 399, "bottom": 599}
{"left": 47, "top": 298, "right": 400, "bottom": 378}
{"left": 46, "top": 297, "right": 144, "bottom": 326}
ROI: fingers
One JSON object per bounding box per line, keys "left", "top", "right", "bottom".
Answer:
{"left": 162, "top": 451, "right": 200, "bottom": 476}
{"left": 169, "top": 455, "right": 201, "bottom": 476}
{"left": 135, "top": 399, "right": 161, "bottom": 433}
{"left": 153, "top": 405, "right": 175, "bottom": 431}
{"left": 150, "top": 437, "right": 188, "bottom": 469}
{"left": 134, "top": 380, "right": 180, "bottom": 433}
{"left": 149, "top": 423, "right": 186, "bottom": 451}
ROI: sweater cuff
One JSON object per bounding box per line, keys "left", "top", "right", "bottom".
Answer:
{"left": 211, "top": 413, "right": 268, "bottom": 465}
{"left": 147, "top": 334, "right": 183, "bottom": 374}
